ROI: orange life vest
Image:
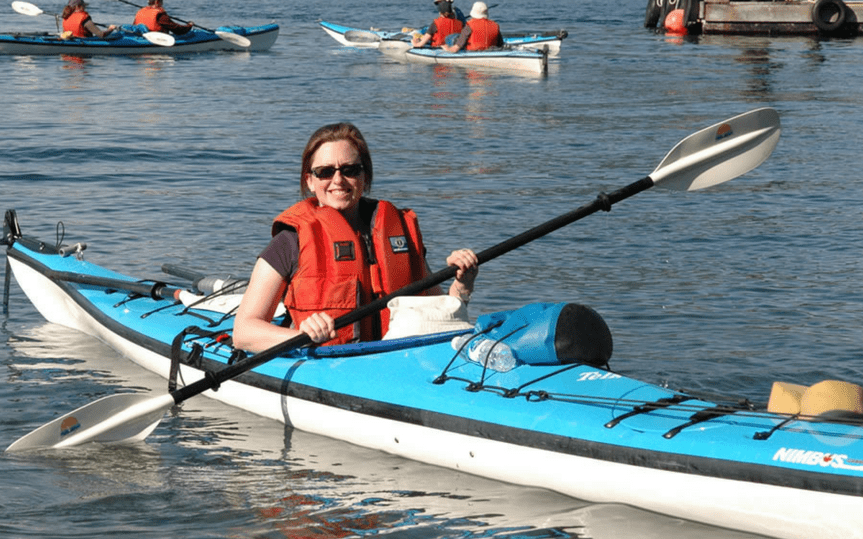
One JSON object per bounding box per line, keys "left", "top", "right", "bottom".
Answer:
{"left": 134, "top": 6, "right": 165, "bottom": 31}
{"left": 432, "top": 15, "right": 463, "bottom": 47}
{"left": 272, "top": 198, "right": 430, "bottom": 345}
{"left": 63, "top": 11, "right": 92, "bottom": 38}
{"left": 466, "top": 18, "right": 501, "bottom": 51}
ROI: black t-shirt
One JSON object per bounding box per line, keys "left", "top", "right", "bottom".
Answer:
{"left": 259, "top": 229, "right": 300, "bottom": 279}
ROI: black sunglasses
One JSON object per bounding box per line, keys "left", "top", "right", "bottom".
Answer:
{"left": 310, "top": 163, "right": 364, "bottom": 180}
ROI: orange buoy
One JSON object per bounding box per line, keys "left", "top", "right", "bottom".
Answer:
{"left": 664, "top": 9, "right": 688, "bottom": 35}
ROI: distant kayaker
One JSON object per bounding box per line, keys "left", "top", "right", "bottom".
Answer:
{"left": 234, "top": 123, "right": 479, "bottom": 352}
{"left": 441, "top": 1, "right": 503, "bottom": 53}
{"left": 411, "top": 0, "right": 464, "bottom": 48}
{"left": 133, "top": 0, "right": 193, "bottom": 36}
{"left": 61, "top": 0, "right": 117, "bottom": 38}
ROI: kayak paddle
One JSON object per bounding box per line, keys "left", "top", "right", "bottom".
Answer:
{"left": 140, "top": 31, "right": 174, "bottom": 47}
{"left": 44, "top": 269, "right": 187, "bottom": 300}
{"left": 11, "top": 1, "right": 175, "bottom": 46}
{"left": 344, "top": 29, "right": 413, "bottom": 42}
{"left": 378, "top": 39, "right": 413, "bottom": 57}
{"left": 344, "top": 29, "right": 383, "bottom": 44}
{"left": 11, "top": 0, "right": 48, "bottom": 17}
{"left": 106, "top": 0, "right": 252, "bottom": 47}
{"left": 5, "top": 107, "right": 781, "bottom": 452}
{"left": 344, "top": 29, "right": 413, "bottom": 52}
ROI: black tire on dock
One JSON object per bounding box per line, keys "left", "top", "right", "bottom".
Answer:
{"left": 645, "top": 0, "right": 664, "bottom": 28}
{"left": 681, "top": 0, "right": 701, "bottom": 29}
{"left": 811, "top": 0, "right": 848, "bottom": 33}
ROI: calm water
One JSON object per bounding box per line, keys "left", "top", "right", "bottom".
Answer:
{"left": 2, "top": 0, "right": 862, "bottom": 537}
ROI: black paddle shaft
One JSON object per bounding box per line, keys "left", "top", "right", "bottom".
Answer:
{"left": 46, "top": 270, "right": 183, "bottom": 300}
{"left": 161, "top": 263, "right": 206, "bottom": 283}
{"left": 170, "top": 176, "right": 655, "bottom": 405}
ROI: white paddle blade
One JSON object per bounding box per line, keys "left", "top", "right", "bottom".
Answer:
{"left": 215, "top": 30, "right": 251, "bottom": 47}
{"left": 6, "top": 393, "right": 174, "bottom": 452}
{"left": 142, "top": 31, "right": 175, "bottom": 47}
{"left": 650, "top": 107, "right": 781, "bottom": 191}
{"left": 11, "top": 1, "right": 43, "bottom": 16}
{"left": 379, "top": 40, "right": 412, "bottom": 57}
{"left": 344, "top": 29, "right": 381, "bottom": 44}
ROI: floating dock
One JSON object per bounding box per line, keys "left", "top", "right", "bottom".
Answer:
{"left": 645, "top": 0, "right": 863, "bottom": 36}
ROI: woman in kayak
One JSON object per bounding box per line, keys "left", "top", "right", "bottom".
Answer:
{"left": 61, "top": 0, "right": 117, "bottom": 38}
{"left": 133, "top": 0, "right": 193, "bottom": 36}
{"left": 234, "top": 123, "right": 479, "bottom": 352}
{"left": 411, "top": 0, "right": 464, "bottom": 48}
{"left": 442, "top": 1, "right": 503, "bottom": 53}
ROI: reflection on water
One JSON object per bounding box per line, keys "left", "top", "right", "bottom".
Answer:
{"left": 6, "top": 323, "right": 163, "bottom": 388}
{"left": 135, "top": 54, "right": 177, "bottom": 77}
{"left": 60, "top": 54, "right": 88, "bottom": 69}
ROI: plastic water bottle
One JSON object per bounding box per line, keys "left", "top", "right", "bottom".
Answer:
{"left": 451, "top": 335, "right": 516, "bottom": 372}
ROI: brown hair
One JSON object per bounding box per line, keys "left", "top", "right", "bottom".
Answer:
{"left": 62, "top": 0, "right": 85, "bottom": 18}
{"left": 437, "top": 0, "right": 455, "bottom": 16}
{"left": 300, "top": 122, "right": 373, "bottom": 199}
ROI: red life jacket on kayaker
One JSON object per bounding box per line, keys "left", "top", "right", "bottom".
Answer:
{"left": 431, "top": 15, "right": 463, "bottom": 47}
{"left": 272, "top": 198, "right": 430, "bottom": 345}
{"left": 466, "top": 18, "right": 501, "bottom": 51}
{"left": 63, "top": 11, "right": 92, "bottom": 38}
{"left": 134, "top": 6, "right": 165, "bottom": 32}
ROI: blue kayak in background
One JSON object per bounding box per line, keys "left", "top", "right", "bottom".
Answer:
{"left": 0, "top": 23, "right": 279, "bottom": 55}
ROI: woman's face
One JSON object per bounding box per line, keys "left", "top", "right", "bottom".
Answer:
{"left": 305, "top": 140, "right": 366, "bottom": 213}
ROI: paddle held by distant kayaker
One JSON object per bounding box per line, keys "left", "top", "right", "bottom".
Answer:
{"left": 442, "top": 1, "right": 503, "bottom": 53}
{"left": 133, "top": 0, "right": 193, "bottom": 35}
{"left": 234, "top": 123, "right": 478, "bottom": 352}
{"left": 412, "top": 0, "right": 464, "bottom": 48}
{"left": 62, "top": 0, "right": 117, "bottom": 38}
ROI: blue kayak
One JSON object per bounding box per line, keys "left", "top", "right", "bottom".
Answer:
{"left": 0, "top": 23, "right": 279, "bottom": 55}
{"left": 2, "top": 208, "right": 862, "bottom": 539}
